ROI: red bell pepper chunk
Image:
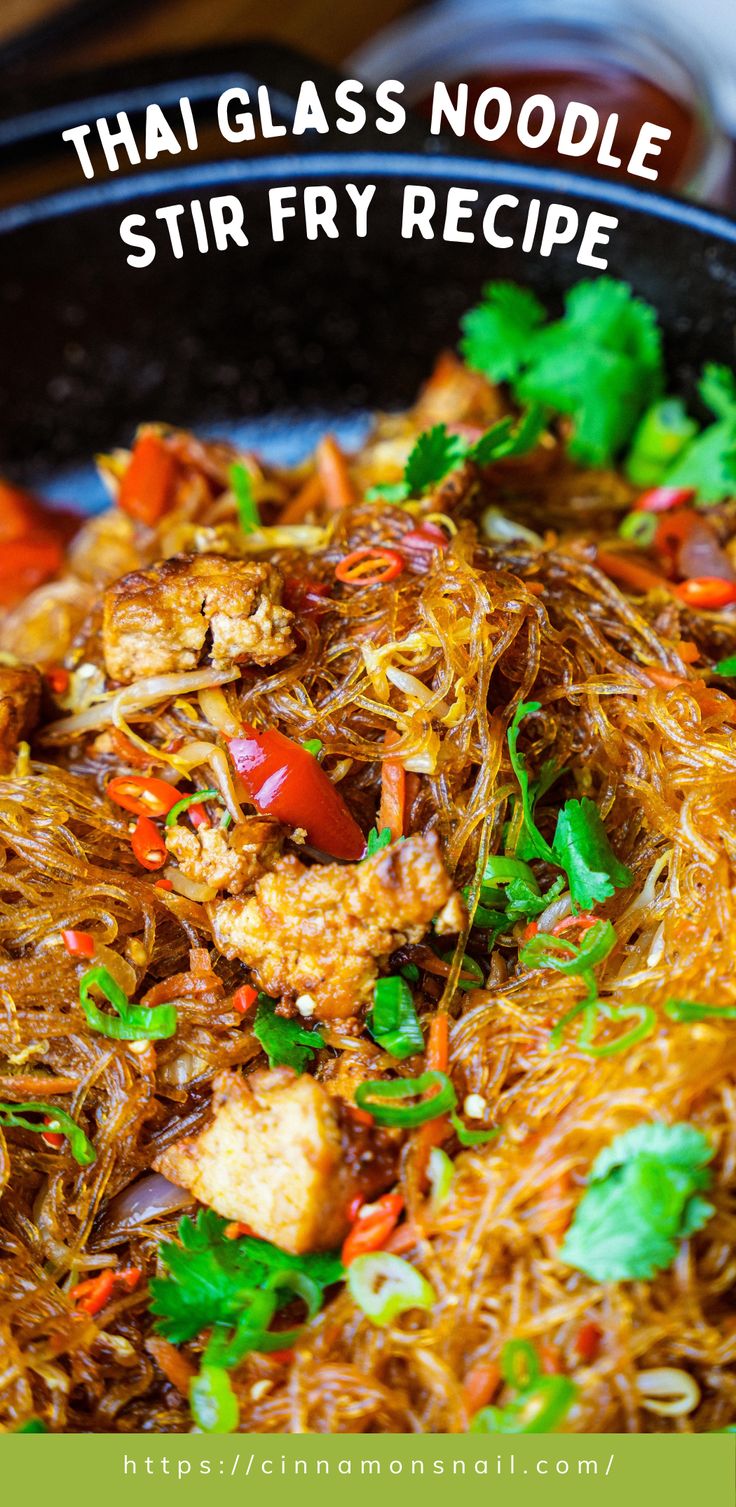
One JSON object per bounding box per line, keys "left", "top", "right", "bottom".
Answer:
{"left": 228, "top": 725, "right": 365, "bottom": 861}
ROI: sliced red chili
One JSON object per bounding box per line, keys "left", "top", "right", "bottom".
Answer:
{"left": 71, "top": 1266, "right": 140, "bottom": 1316}
{"left": 41, "top": 1116, "right": 64, "bottom": 1150}
{"left": 675, "top": 577, "right": 736, "bottom": 609}
{"left": 155, "top": 878, "right": 174, "bottom": 892}
{"left": 335, "top": 547, "right": 405, "bottom": 586}
{"left": 107, "top": 775, "right": 180, "bottom": 818}
{"left": 130, "top": 815, "right": 167, "bottom": 871}
{"left": 232, "top": 984, "right": 258, "bottom": 1015}
{"left": 341, "top": 1192, "right": 404, "bottom": 1265}
{"left": 62, "top": 930, "right": 95, "bottom": 958}
{"left": 636, "top": 486, "right": 696, "bottom": 513}
{"left": 45, "top": 667, "right": 70, "bottom": 696}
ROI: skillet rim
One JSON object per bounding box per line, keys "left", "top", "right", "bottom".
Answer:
{"left": 1, "top": 150, "right": 736, "bottom": 244}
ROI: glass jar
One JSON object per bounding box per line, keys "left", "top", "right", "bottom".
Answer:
{"left": 350, "top": 0, "right": 733, "bottom": 205}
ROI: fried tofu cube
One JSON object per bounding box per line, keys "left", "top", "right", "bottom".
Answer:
{"left": 165, "top": 816, "right": 282, "bottom": 896}
{"left": 154, "top": 1068, "right": 395, "bottom": 1254}
{"left": 211, "top": 831, "right": 465, "bottom": 1021}
{"left": 102, "top": 553, "right": 293, "bottom": 682}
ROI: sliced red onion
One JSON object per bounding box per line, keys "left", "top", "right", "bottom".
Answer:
{"left": 678, "top": 521, "right": 736, "bottom": 583}
{"left": 101, "top": 1171, "right": 193, "bottom": 1232}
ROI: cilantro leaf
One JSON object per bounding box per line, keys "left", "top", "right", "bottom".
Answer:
{"left": 151, "top": 1209, "right": 343, "bottom": 1345}
{"left": 552, "top": 798, "right": 632, "bottom": 910}
{"left": 364, "top": 826, "right": 394, "bottom": 859}
{"left": 229, "top": 462, "right": 260, "bottom": 533}
{"left": 404, "top": 424, "right": 467, "bottom": 496}
{"left": 715, "top": 655, "right": 736, "bottom": 677}
{"left": 506, "top": 702, "right": 555, "bottom": 863}
{"left": 560, "top": 1122, "right": 715, "bottom": 1282}
{"left": 252, "top": 993, "right": 323, "bottom": 1073}
{"left": 470, "top": 405, "right": 547, "bottom": 466}
{"left": 699, "top": 362, "right": 736, "bottom": 420}
{"left": 460, "top": 282, "right": 547, "bottom": 381}
{"left": 655, "top": 365, "right": 736, "bottom": 502}
{"left": 460, "top": 277, "right": 664, "bottom": 468}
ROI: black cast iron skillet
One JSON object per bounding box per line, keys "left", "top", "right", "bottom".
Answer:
{"left": 1, "top": 43, "right": 736, "bottom": 505}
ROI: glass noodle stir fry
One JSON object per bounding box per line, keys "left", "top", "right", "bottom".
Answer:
{"left": 3, "top": 278, "right": 736, "bottom": 1434}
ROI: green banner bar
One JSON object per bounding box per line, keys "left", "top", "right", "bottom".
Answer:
{"left": 1, "top": 1434, "right": 733, "bottom": 1507}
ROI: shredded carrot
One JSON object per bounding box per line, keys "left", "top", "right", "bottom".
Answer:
{"left": 280, "top": 471, "right": 324, "bottom": 524}
{"left": 541, "top": 1172, "right": 572, "bottom": 1238}
{"left": 596, "top": 549, "right": 669, "bottom": 595}
{"left": 118, "top": 432, "right": 176, "bottom": 526}
{"left": 378, "top": 730, "right": 406, "bottom": 842}
{"left": 316, "top": 435, "right": 356, "bottom": 511}
{"left": 645, "top": 667, "right": 688, "bottom": 690}
{"left": 414, "top": 1013, "right": 451, "bottom": 1185}
{"left": 677, "top": 639, "right": 700, "bottom": 664}
{"left": 575, "top": 1321, "right": 602, "bottom": 1364}
{"left": 462, "top": 1361, "right": 501, "bottom": 1416}
{"left": 539, "top": 1343, "right": 561, "bottom": 1375}
{"left": 524, "top": 580, "right": 545, "bottom": 596}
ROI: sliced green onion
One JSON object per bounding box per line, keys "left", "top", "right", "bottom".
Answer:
{"left": 355, "top": 1070, "right": 456, "bottom": 1127}
{"left": 471, "top": 1339, "right": 577, "bottom": 1434}
{"left": 400, "top": 962, "right": 421, "bottom": 982}
{"left": 665, "top": 998, "right": 736, "bottom": 1022}
{"left": 577, "top": 1003, "right": 656, "bottom": 1057}
{"left": 520, "top": 919, "right": 616, "bottom": 977}
{"left": 220, "top": 810, "right": 233, "bottom": 830}
{"left": 230, "top": 461, "right": 260, "bottom": 533}
{"left": 347, "top": 1252, "right": 435, "bottom": 1327}
{"left": 0, "top": 1100, "right": 96, "bottom": 1166}
{"left": 15, "top": 1418, "right": 47, "bottom": 1433}
{"left": 482, "top": 854, "right": 540, "bottom": 891}
{"left": 502, "top": 1339, "right": 540, "bottom": 1391}
{"left": 79, "top": 965, "right": 177, "bottom": 1042}
{"left": 449, "top": 1110, "right": 499, "bottom": 1147}
{"left": 440, "top": 951, "right": 485, "bottom": 992}
{"left": 471, "top": 1375, "right": 577, "bottom": 1434}
{"left": 366, "top": 976, "right": 424, "bottom": 1059}
{"left": 164, "top": 788, "right": 224, "bottom": 828}
{"left": 301, "top": 739, "right": 323, "bottom": 758}
{"left": 625, "top": 398, "right": 697, "bottom": 488}
{"left": 189, "top": 1363, "right": 239, "bottom": 1433}
{"left": 715, "top": 655, "right": 736, "bottom": 678}
{"left": 428, "top": 1147, "right": 454, "bottom": 1212}
{"left": 618, "top": 511, "right": 657, "bottom": 546}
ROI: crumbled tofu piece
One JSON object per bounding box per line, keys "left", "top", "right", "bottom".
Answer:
{"left": 0, "top": 662, "right": 42, "bottom": 770}
{"left": 165, "top": 816, "right": 282, "bottom": 896}
{"left": 211, "top": 831, "right": 465, "bottom": 1021}
{"left": 102, "top": 553, "right": 293, "bottom": 682}
{"left": 154, "top": 1068, "right": 397, "bottom": 1254}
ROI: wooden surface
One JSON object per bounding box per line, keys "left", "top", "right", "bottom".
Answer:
{"left": 2, "top": 0, "right": 415, "bottom": 77}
